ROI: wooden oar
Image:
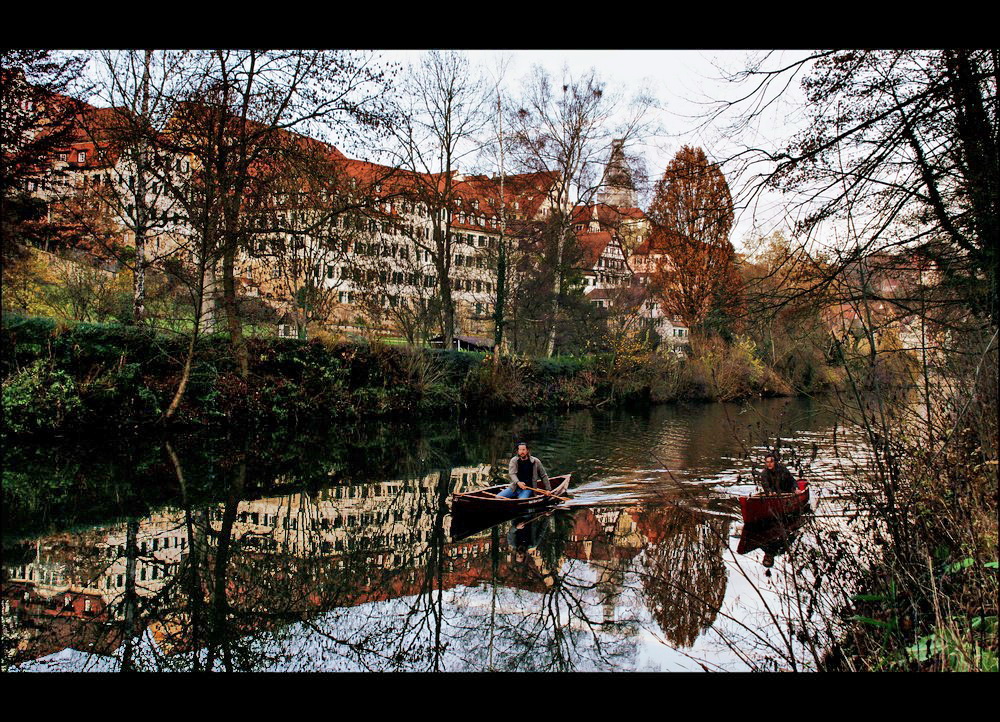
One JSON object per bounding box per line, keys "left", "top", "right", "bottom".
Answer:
{"left": 528, "top": 486, "right": 570, "bottom": 502}
{"left": 485, "top": 487, "right": 569, "bottom": 502}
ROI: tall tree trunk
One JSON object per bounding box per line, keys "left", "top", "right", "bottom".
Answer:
{"left": 120, "top": 519, "right": 140, "bottom": 672}
{"left": 436, "top": 211, "right": 455, "bottom": 348}
{"left": 222, "top": 243, "right": 248, "bottom": 377}
{"left": 132, "top": 50, "right": 152, "bottom": 325}
{"left": 493, "top": 93, "right": 507, "bottom": 355}
{"left": 205, "top": 457, "right": 245, "bottom": 671}
{"left": 546, "top": 226, "right": 566, "bottom": 357}
{"left": 164, "top": 252, "right": 208, "bottom": 421}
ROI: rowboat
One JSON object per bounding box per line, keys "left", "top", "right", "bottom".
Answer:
{"left": 450, "top": 474, "right": 572, "bottom": 515}
{"left": 738, "top": 480, "right": 809, "bottom": 524}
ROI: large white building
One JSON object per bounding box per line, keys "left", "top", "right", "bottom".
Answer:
{"left": 20, "top": 89, "right": 689, "bottom": 348}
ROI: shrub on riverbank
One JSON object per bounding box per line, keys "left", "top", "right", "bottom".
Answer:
{"left": 2, "top": 314, "right": 837, "bottom": 438}
{"left": 817, "top": 334, "right": 998, "bottom": 672}
{"left": 823, "top": 432, "right": 998, "bottom": 672}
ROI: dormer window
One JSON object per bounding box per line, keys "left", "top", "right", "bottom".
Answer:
{"left": 78, "top": 150, "right": 87, "bottom": 163}
{"left": 57, "top": 152, "right": 68, "bottom": 162}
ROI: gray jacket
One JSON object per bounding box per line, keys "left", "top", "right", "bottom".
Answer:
{"left": 508, "top": 455, "right": 550, "bottom": 492}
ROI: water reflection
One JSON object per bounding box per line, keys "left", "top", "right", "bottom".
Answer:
{"left": 637, "top": 506, "right": 730, "bottom": 648}
{"left": 3, "top": 397, "right": 858, "bottom": 671}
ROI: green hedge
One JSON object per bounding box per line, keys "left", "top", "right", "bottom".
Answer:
{"left": 1, "top": 315, "right": 630, "bottom": 437}
{"left": 5, "top": 313, "right": 824, "bottom": 439}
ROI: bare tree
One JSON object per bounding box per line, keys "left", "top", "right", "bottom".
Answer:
{"left": 386, "top": 51, "right": 490, "bottom": 348}
{"left": 248, "top": 139, "right": 398, "bottom": 339}
{"left": 716, "top": 49, "right": 997, "bottom": 324}
{"left": 507, "top": 66, "right": 653, "bottom": 356}
{"left": 163, "top": 49, "right": 394, "bottom": 376}
{"left": 81, "top": 50, "right": 194, "bottom": 324}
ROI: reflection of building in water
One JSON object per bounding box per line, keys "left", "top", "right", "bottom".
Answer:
{"left": 203, "top": 465, "right": 492, "bottom": 565}
{"left": 2, "top": 514, "right": 187, "bottom": 663}
{"left": 563, "top": 508, "right": 645, "bottom": 627}
{"left": 3, "top": 466, "right": 682, "bottom": 665}
{"left": 5, "top": 516, "right": 189, "bottom": 599}
{"left": 1, "top": 467, "right": 487, "bottom": 663}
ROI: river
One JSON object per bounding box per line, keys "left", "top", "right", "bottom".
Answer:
{"left": 2, "top": 396, "right": 870, "bottom": 671}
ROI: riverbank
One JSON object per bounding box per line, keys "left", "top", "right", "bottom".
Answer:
{"left": 1, "top": 314, "right": 841, "bottom": 439}
{"left": 823, "top": 439, "right": 998, "bottom": 672}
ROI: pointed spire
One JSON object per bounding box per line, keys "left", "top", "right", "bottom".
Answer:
{"left": 597, "top": 139, "right": 637, "bottom": 208}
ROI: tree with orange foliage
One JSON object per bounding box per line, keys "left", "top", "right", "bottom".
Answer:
{"left": 647, "top": 145, "right": 742, "bottom": 337}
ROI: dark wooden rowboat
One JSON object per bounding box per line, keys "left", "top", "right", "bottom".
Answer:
{"left": 450, "top": 474, "right": 571, "bottom": 515}
{"left": 738, "top": 480, "right": 809, "bottom": 524}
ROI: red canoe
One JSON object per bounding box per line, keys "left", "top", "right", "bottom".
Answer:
{"left": 738, "top": 480, "right": 809, "bottom": 524}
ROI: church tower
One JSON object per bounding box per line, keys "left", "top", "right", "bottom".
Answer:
{"left": 597, "top": 139, "right": 638, "bottom": 209}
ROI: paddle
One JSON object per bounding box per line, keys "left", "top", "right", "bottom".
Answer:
{"left": 485, "top": 486, "right": 569, "bottom": 502}
{"left": 527, "top": 486, "right": 570, "bottom": 502}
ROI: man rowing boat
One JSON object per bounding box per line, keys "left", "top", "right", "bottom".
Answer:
{"left": 498, "top": 442, "right": 551, "bottom": 499}
{"left": 759, "top": 453, "right": 797, "bottom": 494}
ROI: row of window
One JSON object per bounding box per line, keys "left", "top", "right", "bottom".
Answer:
{"left": 452, "top": 232, "right": 492, "bottom": 248}
{"left": 105, "top": 534, "right": 187, "bottom": 558}
{"left": 453, "top": 278, "right": 493, "bottom": 294}
{"left": 210, "top": 509, "right": 425, "bottom": 535}
{"left": 107, "top": 560, "right": 180, "bottom": 588}
{"left": 583, "top": 274, "right": 628, "bottom": 287}
{"left": 454, "top": 254, "right": 486, "bottom": 269}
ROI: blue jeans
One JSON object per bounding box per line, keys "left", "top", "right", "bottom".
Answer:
{"left": 497, "top": 487, "right": 533, "bottom": 499}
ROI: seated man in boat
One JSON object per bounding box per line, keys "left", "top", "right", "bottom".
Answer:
{"left": 759, "top": 453, "right": 797, "bottom": 494}
{"left": 498, "top": 442, "right": 551, "bottom": 499}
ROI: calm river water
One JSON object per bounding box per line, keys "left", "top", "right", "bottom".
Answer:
{"left": 2, "top": 397, "right": 868, "bottom": 671}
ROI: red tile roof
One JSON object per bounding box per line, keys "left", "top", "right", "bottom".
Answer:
{"left": 572, "top": 202, "right": 646, "bottom": 229}
{"left": 630, "top": 226, "right": 684, "bottom": 256}
{"left": 585, "top": 287, "right": 614, "bottom": 300}
{"left": 576, "top": 230, "right": 615, "bottom": 268}
{"left": 22, "top": 91, "right": 136, "bottom": 172}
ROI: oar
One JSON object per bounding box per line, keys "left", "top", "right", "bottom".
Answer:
{"left": 485, "top": 487, "right": 569, "bottom": 502}
{"left": 528, "top": 486, "right": 570, "bottom": 502}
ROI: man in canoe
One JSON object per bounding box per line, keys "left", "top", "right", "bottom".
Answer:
{"left": 760, "top": 453, "right": 797, "bottom": 494}
{"left": 498, "top": 442, "right": 551, "bottom": 499}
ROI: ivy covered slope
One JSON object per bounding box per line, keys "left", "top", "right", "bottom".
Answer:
{"left": 2, "top": 314, "right": 821, "bottom": 438}
{"left": 0, "top": 315, "right": 597, "bottom": 437}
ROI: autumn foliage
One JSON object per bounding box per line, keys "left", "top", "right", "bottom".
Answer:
{"left": 646, "top": 145, "right": 742, "bottom": 335}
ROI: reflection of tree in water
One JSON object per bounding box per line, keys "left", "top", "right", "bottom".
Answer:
{"left": 637, "top": 505, "right": 730, "bottom": 648}
{"left": 446, "top": 508, "right": 644, "bottom": 672}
